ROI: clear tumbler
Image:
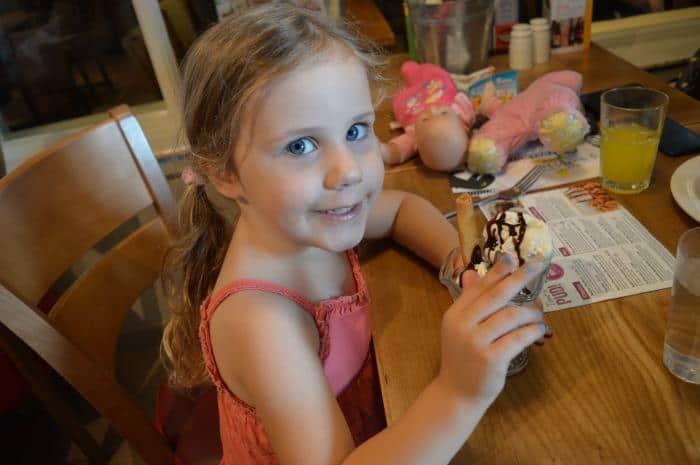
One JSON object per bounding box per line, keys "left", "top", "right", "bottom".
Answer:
{"left": 407, "top": 0, "right": 494, "bottom": 74}
{"left": 663, "top": 227, "right": 700, "bottom": 384}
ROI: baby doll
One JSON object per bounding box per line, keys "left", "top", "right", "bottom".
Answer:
{"left": 467, "top": 70, "right": 590, "bottom": 174}
{"left": 383, "top": 61, "right": 476, "bottom": 172}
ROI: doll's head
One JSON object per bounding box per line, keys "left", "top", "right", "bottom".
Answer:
{"left": 163, "top": 3, "right": 384, "bottom": 388}
{"left": 415, "top": 105, "right": 469, "bottom": 171}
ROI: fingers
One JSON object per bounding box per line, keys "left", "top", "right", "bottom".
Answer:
{"left": 470, "top": 254, "right": 518, "bottom": 293}
{"left": 459, "top": 259, "right": 546, "bottom": 324}
{"left": 456, "top": 254, "right": 517, "bottom": 309}
{"left": 527, "top": 298, "right": 554, "bottom": 345}
{"left": 479, "top": 305, "right": 545, "bottom": 344}
{"left": 459, "top": 269, "right": 479, "bottom": 289}
{"left": 491, "top": 322, "right": 549, "bottom": 362}
{"left": 534, "top": 323, "right": 554, "bottom": 346}
{"left": 479, "top": 261, "right": 546, "bottom": 320}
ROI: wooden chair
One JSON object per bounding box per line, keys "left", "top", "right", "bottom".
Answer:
{"left": 0, "top": 105, "right": 178, "bottom": 465}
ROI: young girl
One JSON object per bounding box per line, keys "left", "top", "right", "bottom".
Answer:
{"left": 162, "top": 4, "right": 549, "bottom": 465}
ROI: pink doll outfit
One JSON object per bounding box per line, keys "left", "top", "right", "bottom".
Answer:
{"left": 199, "top": 249, "right": 385, "bottom": 465}
{"left": 468, "top": 70, "right": 590, "bottom": 174}
{"left": 388, "top": 61, "right": 475, "bottom": 160}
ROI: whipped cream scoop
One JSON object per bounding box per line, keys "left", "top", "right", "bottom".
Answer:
{"left": 469, "top": 210, "right": 553, "bottom": 277}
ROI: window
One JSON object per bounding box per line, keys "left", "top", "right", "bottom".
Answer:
{"left": 0, "top": 1, "right": 164, "bottom": 132}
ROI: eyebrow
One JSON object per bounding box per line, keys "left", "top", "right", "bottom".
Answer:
{"left": 277, "top": 110, "right": 376, "bottom": 139}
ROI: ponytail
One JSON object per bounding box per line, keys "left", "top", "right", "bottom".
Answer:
{"left": 161, "top": 183, "right": 232, "bottom": 389}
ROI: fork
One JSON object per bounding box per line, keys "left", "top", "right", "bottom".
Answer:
{"left": 444, "top": 165, "right": 546, "bottom": 219}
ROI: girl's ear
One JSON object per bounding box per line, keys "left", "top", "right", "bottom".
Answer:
{"left": 209, "top": 168, "right": 247, "bottom": 202}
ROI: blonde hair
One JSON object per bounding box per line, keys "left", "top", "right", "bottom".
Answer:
{"left": 161, "top": 2, "right": 384, "bottom": 389}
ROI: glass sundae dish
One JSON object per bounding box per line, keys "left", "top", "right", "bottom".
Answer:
{"left": 440, "top": 194, "right": 554, "bottom": 375}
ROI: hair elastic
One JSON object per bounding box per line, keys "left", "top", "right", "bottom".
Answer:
{"left": 181, "top": 165, "right": 206, "bottom": 186}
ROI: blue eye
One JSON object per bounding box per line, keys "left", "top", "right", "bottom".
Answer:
{"left": 346, "top": 123, "right": 369, "bottom": 142}
{"left": 286, "top": 137, "right": 317, "bottom": 156}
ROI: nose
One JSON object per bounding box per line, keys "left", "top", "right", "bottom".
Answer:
{"left": 323, "top": 144, "right": 363, "bottom": 190}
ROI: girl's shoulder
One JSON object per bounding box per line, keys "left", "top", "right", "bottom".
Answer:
{"left": 207, "top": 285, "right": 320, "bottom": 350}
{"left": 206, "top": 286, "right": 322, "bottom": 403}
{"left": 204, "top": 273, "right": 320, "bottom": 323}
{"left": 205, "top": 276, "right": 325, "bottom": 355}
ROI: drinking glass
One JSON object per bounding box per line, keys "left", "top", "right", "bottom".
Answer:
{"left": 406, "top": 0, "right": 493, "bottom": 74}
{"left": 599, "top": 87, "right": 669, "bottom": 194}
{"left": 663, "top": 227, "right": 700, "bottom": 384}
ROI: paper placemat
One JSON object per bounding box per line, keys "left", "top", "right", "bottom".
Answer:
{"left": 479, "top": 185, "right": 675, "bottom": 312}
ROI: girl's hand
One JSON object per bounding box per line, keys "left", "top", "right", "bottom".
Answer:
{"left": 437, "top": 255, "right": 549, "bottom": 406}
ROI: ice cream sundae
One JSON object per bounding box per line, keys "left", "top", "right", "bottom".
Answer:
{"left": 468, "top": 210, "right": 553, "bottom": 285}
{"left": 454, "top": 194, "right": 554, "bottom": 300}
{"left": 446, "top": 194, "right": 555, "bottom": 375}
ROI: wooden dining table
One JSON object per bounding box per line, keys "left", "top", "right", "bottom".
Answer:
{"left": 362, "top": 44, "right": 700, "bottom": 465}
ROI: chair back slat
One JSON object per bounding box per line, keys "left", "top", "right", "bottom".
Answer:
{"left": 0, "top": 285, "right": 176, "bottom": 465}
{"left": 50, "top": 218, "right": 171, "bottom": 377}
{"left": 110, "top": 106, "right": 178, "bottom": 234}
{"left": 0, "top": 121, "right": 154, "bottom": 305}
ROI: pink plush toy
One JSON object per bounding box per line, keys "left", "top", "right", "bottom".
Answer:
{"left": 383, "top": 61, "right": 476, "bottom": 171}
{"left": 467, "top": 70, "right": 590, "bottom": 174}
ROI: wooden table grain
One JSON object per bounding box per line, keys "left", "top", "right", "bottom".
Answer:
{"left": 363, "top": 44, "right": 700, "bottom": 465}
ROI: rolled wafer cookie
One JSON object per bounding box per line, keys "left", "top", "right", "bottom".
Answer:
{"left": 455, "top": 193, "right": 479, "bottom": 266}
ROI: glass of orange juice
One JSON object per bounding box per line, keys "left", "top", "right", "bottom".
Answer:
{"left": 600, "top": 87, "right": 669, "bottom": 194}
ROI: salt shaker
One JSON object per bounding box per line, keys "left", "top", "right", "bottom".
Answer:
{"left": 530, "top": 17, "right": 551, "bottom": 64}
{"left": 509, "top": 23, "right": 533, "bottom": 70}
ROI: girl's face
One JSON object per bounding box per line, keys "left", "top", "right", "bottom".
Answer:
{"left": 225, "top": 48, "right": 384, "bottom": 253}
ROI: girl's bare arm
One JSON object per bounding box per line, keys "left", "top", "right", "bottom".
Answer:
{"left": 365, "top": 189, "right": 459, "bottom": 268}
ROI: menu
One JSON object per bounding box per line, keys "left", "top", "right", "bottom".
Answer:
{"left": 480, "top": 186, "right": 675, "bottom": 312}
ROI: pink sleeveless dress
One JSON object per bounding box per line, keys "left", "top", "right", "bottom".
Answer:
{"left": 199, "top": 249, "right": 386, "bottom": 465}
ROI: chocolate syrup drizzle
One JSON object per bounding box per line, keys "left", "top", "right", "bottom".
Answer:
{"left": 468, "top": 212, "right": 527, "bottom": 268}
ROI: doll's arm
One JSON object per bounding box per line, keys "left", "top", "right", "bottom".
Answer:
{"left": 538, "top": 107, "right": 589, "bottom": 153}
{"left": 533, "top": 88, "right": 590, "bottom": 153}
{"left": 467, "top": 116, "right": 530, "bottom": 174}
{"left": 452, "top": 92, "right": 476, "bottom": 127}
{"left": 382, "top": 129, "right": 418, "bottom": 165}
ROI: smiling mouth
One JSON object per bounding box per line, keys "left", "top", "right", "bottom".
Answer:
{"left": 315, "top": 201, "right": 364, "bottom": 220}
